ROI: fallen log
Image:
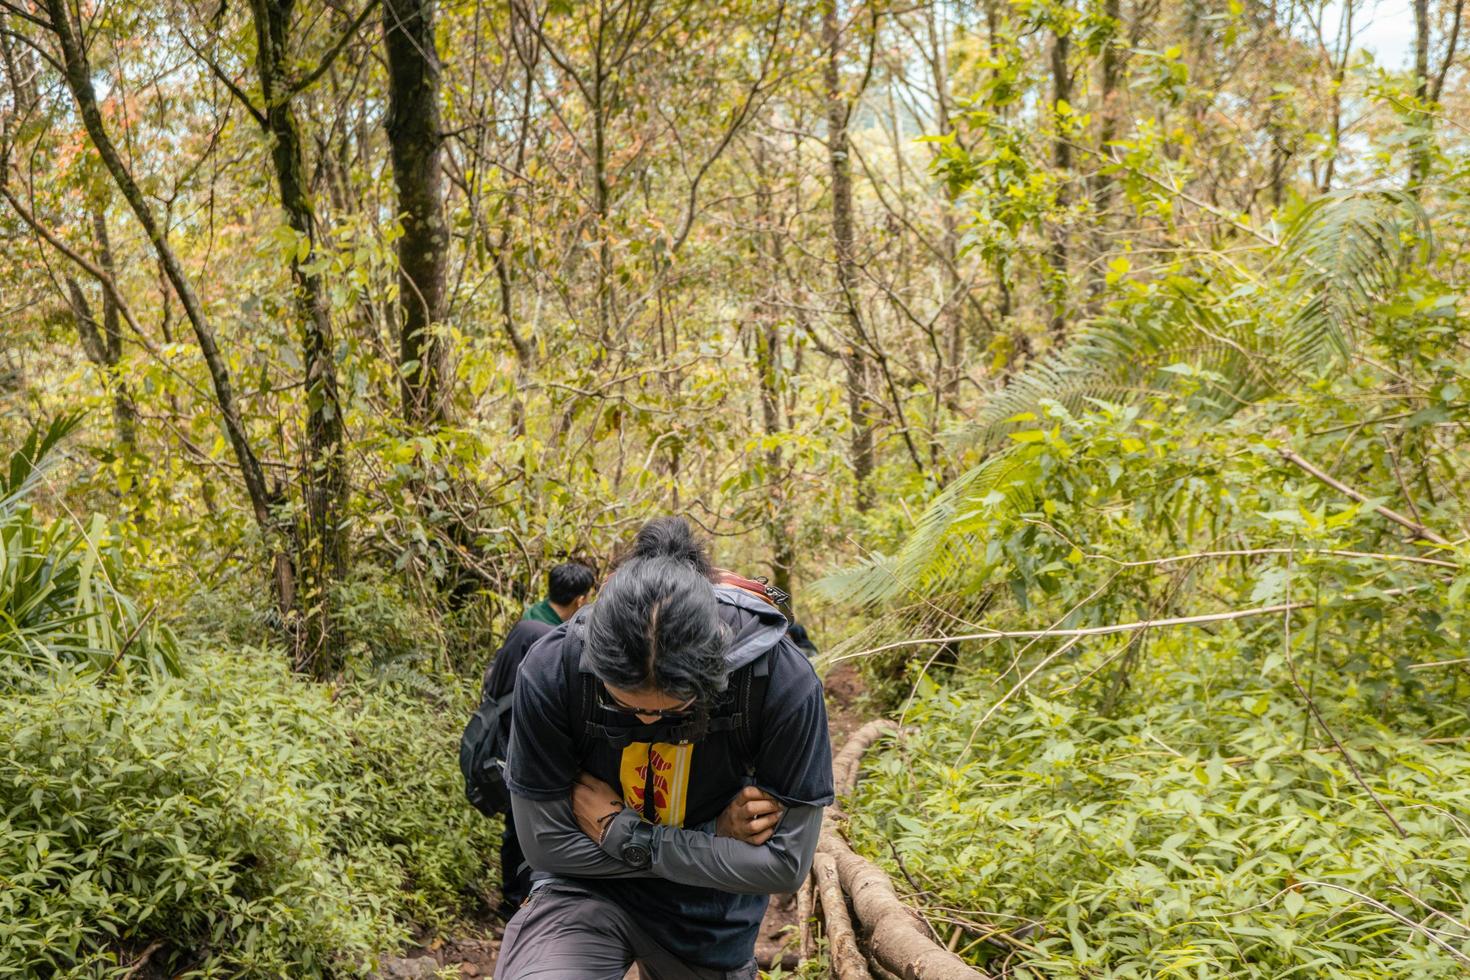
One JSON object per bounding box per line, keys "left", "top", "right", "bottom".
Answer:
{"left": 797, "top": 871, "right": 816, "bottom": 960}
{"left": 868, "top": 956, "right": 904, "bottom": 980}
{"left": 815, "top": 720, "right": 990, "bottom": 980}
{"left": 832, "top": 721, "right": 897, "bottom": 796}
{"left": 815, "top": 851, "right": 870, "bottom": 980}
{"left": 821, "top": 838, "right": 984, "bottom": 980}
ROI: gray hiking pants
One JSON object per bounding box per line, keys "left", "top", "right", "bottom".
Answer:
{"left": 494, "top": 881, "right": 759, "bottom": 980}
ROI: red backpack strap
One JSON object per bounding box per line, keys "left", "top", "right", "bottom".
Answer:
{"left": 712, "top": 569, "right": 790, "bottom": 608}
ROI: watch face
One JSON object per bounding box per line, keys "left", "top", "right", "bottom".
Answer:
{"left": 623, "top": 844, "right": 651, "bottom": 868}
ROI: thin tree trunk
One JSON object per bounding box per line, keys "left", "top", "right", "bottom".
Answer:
{"left": 1411, "top": 0, "right": 1431, "bottom": 192}
{"left": 249, "top": 0, "right": 349, "bottom": 674}
{"left": 40, "top": 0, "right": 295, "bottom": 617}
{"left": 926, "top": 2, "right": 965, "bottom": 412}
{"left": 1320, "top": 2, "right": 1353, "bottom": 192}
{"left": 1047, "top": 24, "right": 1072, "bottom": 342}
{"left": 0, "top": 16, "right": 39, "bottom": 112}
{"left": 64, "top": 212, "right": 137, "bottom": 451}
{"left": 384, "top": 0, "right": 451, "bottom": 427}
{"left": 1410, "top": 0, "right": 1466, "bottom": 193}
{"left": 594, "top": 55, "right": 613, "bottom": 352}
{"left": 753, "top": 140, "right": 795, "bottom": 601}
{"left": 90, "top": 212, "right": 137, "bottom": 450}
{"left": 824, "top": 0, "right": 875, "bottom": 510}
{"left": 493, "top": 29, "right": 540, "bottom": 433}
{"left": 1091, "top": 0, "right": 1123, "bottom": 296}
{"left": 758, "top": 319, "right": 795, "bottom": 600}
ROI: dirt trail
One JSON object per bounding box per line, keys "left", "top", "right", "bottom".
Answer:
{"left": 377, "top": 661, "right": 870, "bottom": 980}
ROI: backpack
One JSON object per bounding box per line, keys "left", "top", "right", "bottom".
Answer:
{"left": 459, "top": 573, "right": 786, "bottom": 819}
{"left": 459, "top": 687, "right": 516, "bottom": 817}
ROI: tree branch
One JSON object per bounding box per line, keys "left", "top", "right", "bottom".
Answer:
{"left": 178, "top": 29, "right": 267, "bottom": 127}
{"left": 838, "top": 586, "right": 1420, "bottom": 661}
{"left": 1278, "top": 448, "right": 1449, "bottom": 545}
{"left": 289, "top": 0, "right": 381, "bottom": 95}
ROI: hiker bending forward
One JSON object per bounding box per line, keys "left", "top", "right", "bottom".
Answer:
{"left": 497, "top": 517, "right": 834, "bottom": 979}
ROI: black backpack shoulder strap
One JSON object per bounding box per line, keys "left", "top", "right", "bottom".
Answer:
{"left": 557, "top": 610, "right": 596, "bottom": 757}
{"left": 735, "top": 645, "right": 774, "bottom": 770}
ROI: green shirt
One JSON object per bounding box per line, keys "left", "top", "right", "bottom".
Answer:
{"left": 523, "top": 598, "right": 563, "bottom": 626}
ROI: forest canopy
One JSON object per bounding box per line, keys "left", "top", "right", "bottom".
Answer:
{"left": 1, "top": 0, "right": 1467, "bottom": 976}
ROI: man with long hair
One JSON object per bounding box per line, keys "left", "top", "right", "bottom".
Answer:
{"left": 496, "top": 517, "right": 833, "bottom": 979}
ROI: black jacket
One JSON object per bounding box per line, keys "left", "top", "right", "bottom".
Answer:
{"left": 481, "top": 618, "right": 554, "bottom": 707}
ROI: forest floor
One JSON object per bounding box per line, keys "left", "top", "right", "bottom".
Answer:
{"left": 376, "top": 661, "right": 871, "bottom": 979}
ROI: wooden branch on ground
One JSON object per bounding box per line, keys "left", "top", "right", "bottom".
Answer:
{"left": 867, "top": 956, "right": 904, "bottom": 980}
{"left": 797, "top": 871, "right": 816, "bottom": 961}
{"left": 815, "top": 852, "right": 870, "bottom": 980}
{"left": 819, "top": 839, "right": 988, "bottom": 980}
{"left": 833, "top": 720, "right": 896, "bottom": 796}
{"left": 810, "top": 719, "right": 990, "bottom": 980}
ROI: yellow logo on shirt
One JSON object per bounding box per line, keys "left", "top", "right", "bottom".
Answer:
{"left": 619, "top": 742, "right": 694, "bottom": 827}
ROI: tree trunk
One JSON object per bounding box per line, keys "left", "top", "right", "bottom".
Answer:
{"left": 0, "top": 17, "right": 39, "bottom": 113}
{"left": 594, "top": 53, "right": 614, "bottom": 353}
{"left": 1047, "top": 23, "right": 1072, "bottom": 342}
{"left": 64, "top": 212, "right": 137, "bottom": 452}
{"left": 493, "top": 25, "right": 540, "bottom": 431}
{"left": 823, "top": 0, "right": 875, "bottom": 510}
{"left": 384, "top": 0, "right": 451, "bottom": 428}
{"left": 1410, "top": 0, "right": 1466, "bottom": 193}
{"left": 752, "top": 139, "right": 796, "bottom": 601}
{"left": 40, "top": 0, "right": 295, "bottom": 618}
{"left": 758, "top": 319, "right": 795, "bottom": 601}
{"left": 1411, "top": 0, "right": 1431, "bottom": 192}
{"left": 249, "top": 0, "right": 349, "bottom": 675}
{"left": 90, "top": 212, "right": 137, "bottom": 450}
{"left": 1091, "top": 0, "right": 1123, "bottom": 296}
{"left": 926, "top": 2, "right": 966, "bottom": 412}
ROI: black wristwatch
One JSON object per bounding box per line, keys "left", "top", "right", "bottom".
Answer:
{"left": 620, "top": 820, "right": 656, "bottom": 870}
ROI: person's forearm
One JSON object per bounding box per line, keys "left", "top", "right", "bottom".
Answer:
{"left": 600, "top": 804, "right": 822, "bottom": 894}
{"left": 511, "top": 794, "right": 656, "bottom": 880}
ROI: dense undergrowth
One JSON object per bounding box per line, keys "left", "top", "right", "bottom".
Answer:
{"left": 850, "top": 659, "right": 1470, "bottom": 977}
{"left": 2, "top": 655, "right": 495, "bottom": 977}
{"left": 831, "top": 189, "right": 1470, "bottom": 976}
{"left": 0, "top": 425, "right": 498, "bottom": 977}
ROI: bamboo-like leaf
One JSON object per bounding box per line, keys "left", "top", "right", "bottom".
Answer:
{"left": 0, "top": 414, "right": 85, "bottom": 515}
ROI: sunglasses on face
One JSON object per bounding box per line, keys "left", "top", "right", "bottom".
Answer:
{"left": 597, "top": 686, "right": 699, "bottom": 719}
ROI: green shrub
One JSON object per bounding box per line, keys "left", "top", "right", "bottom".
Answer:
{"left": 849, "top": 650, "right": 1470, "bottom": 977}
{"left": 0, "top": 416, "right": 178, "bottom": 686}
{"left": 0, "top": 653, "right": 497, "bottom": 977}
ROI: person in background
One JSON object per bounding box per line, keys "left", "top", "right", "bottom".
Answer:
{"left": 786, "top": 622, "right": 819, "bottom": 658}
{"left": 480, "top": 559, "right": 598, "bottom": 919}
{"left": 523, "top": 560, "right": 597, "bottom": 626}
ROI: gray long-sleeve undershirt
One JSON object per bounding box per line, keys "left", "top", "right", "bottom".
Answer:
{"left": 510, "top": 793, "right": 823, "bottom": 895}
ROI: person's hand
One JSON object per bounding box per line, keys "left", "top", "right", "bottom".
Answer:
{"left": 716, "top": 786, "right": 785, "bottom": 845}
{"left": 571, "top": 772, "right": 625, "bottom": 843}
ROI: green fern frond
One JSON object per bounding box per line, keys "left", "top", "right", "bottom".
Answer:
{"left": 820, "top": 449, "right": 1039, "bottom": 604}
{"left": 955, "top": 292, "right": 1248, "bottom": 452}
{"left": 1273, "top": 191, "right": 1431, "bottom": 367}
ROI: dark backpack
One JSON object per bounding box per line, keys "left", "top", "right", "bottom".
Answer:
{"left": 459, "top": 620, "right": 552, "bottom": 818}
{"left": 459, "top": 687, "right": 516, "bottom": 817}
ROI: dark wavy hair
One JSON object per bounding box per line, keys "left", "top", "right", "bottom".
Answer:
{"left": 583, "top": 517, "right": 728, "bottom": 702}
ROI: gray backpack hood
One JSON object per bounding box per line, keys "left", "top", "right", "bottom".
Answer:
{"left": 714, "top": 584, "right": 789, "bottom": 672}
